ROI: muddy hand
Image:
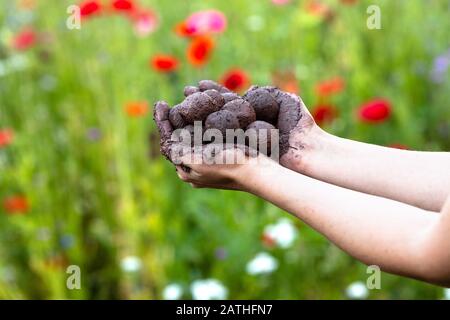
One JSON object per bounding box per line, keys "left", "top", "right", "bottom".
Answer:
{"left": 243, "top": 85, "right": 315, "bottom": 163}
{"left": 153, "top": 101, "right": 174, "bottom": 161}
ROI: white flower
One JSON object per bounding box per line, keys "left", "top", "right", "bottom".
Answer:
{"left": 246, "top": 252, "right": 278, "bottom": 275}
{"left": 263, "top": 218, "right": 298, "bottom": 248}
{"left": 163, "top": 283, "right": 183, "bottom": 300}
{"left": 39, "top": 75, "right": 57, "bottom": 91}
{"left": 0, "top": 55, "right": 29, "bottom": 77}
{"left": 120, "top": 256, "right": 142, "bottom": 273}
{"left": 444, "top": 288, "right": 450, "bottom": 300}
{"left": 346, "top": 281, "right": 369, "bottom": 300}
{"left": 190, "top": 279, "right": 228, "bottom": 300}
{"left": 246, "top": 15, "right": 265, "bottom": 32}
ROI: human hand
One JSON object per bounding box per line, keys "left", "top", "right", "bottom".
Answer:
{"left": 153, "top": 80, "right": 241, "bottom": 162}
{"left": 174, "top": 144, "right": 273, "bottom": 191}
{"left": 241, "top": 85, "right": 317, "bottom": 170}
{"left": 184, "top": 81, "right": 317, "bottom": 161}
{"left": 153, "top": 80, "right": 318, "bottom": 174}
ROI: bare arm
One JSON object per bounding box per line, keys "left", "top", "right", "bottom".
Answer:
{"left": 177, "top": 150, "right": 450, "bottom": 287}
{"left": 282, "top": 126, "right": 450, "bottom": 211}
{"left": 246, "top": 160, "right": 450, "bottom": 287}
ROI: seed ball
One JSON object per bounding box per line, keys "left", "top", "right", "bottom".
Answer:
{"left": 179, "top": 92, "right": 218, "bottom": 123}
{"left": 222, "top": 99, "right": 256, "bottom": 128}
{"left": 184, "top": 86, "right": 200, "bottom": 97}
{"left": 222, "top": 92, "right": 241, "bottom": 104}
{"left": 244, "top": 87, "right": 279, "bottom": 124}
{"left": 198, "top": 80, "right": 230, "bottom": 93}
{"left": 169, "top": 105, "right": 186, "bottom": 129}
{"left": 205, "top": 110, "right": 241, "bottom": 136}
{"left": 274, "top": 91, "right": 302, "bottom": 135}
{"left": 203, "top": 89, "right": 225, "bottom": 109}
{"left": 246, "top": 120, "right": 276, "bottom": 152}
{"left": 181, "top": 124, "right": 196, "bottom": 147}
{"left": 183, "top": 124, "right": 195, "bottom": 135}
{"left": 153, "top": 101, "right": 170, "bottom": 121}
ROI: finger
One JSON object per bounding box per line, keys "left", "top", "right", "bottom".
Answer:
{"left": 198, "top": 80, "right": 230, "bottom": 93}
{"left": 184, "top": 86, "right": 200, "bottom": 97}
{"left": 270, "top": 89, "right": 302, "bottom": 135}
{"left": 153, "top": 101, "right": 174, "bottom": 160}
{"left": 178, "top": 146, "right": 204, "bottom": 171}
{"left": 191, "top": 182, "right": 239, "bottom": 191}
{"left": 190, "top": 183, "right": 205, "bottom": 189}
{"left": 176, "top": 165, "right": 192, "bottom": 182}
{"left": 176, "top": 165, "right": 203, "bottom": 184}
{"left": 168, "top": 105, "right": 186, "bottom": 129}
{"left": 154, "top": 100, "right": 169, "bottom": 122}
{"left": 264, "top": 89, "right": 304, "bottom": 156}
{"left": 153, "top": 101, "right": 174, "bottom": 140}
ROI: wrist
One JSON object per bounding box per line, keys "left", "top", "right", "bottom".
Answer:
{"left": 280, "top": 124, "right": 334, "bottom": 175}
{"left": 232, "top": 155, "right": 279, "bottom": 192}
{"left": 301, "top": 125, "right": 333, "bottom": 171}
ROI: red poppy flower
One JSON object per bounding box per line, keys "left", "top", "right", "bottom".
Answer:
{"left": 315, "top": 77, "right": 345, "bottom": 97}
{"left": 306, "top": 0, "right": 333, "bottom": 19}
{"left": 388, "top": 143, "right": 409, "bottom": 150}
{"left": 312, "top": 104, "right": 338, "bottom": 126}
{"left": 12, "top": 27, "right": 37, "bottom": 51}
{"left": 80, "top": 1, "right": 101, "bottom": 17}
{"left": 261, "top": 233, "right": 276, "bottom": 248}
{"left": 151, "top": 54, "right": 179, "bottom": 73}
{"left": 187, "top": 36, "right": 215, "bottom": 67}
{"left": 2, "top": 196, "right": 29, "bottom": 214}
{"left": 358, "top": 99, "right": 392, "bottom": 123}
{"left": 220, "top": 68, "right": 250, "bottom": 92}
{"left": 125, "top": 101, "right": 149, "bottom": 117}
{"left": 0, "top": 128, "right": 14, "bottom": 147}
{"left": 111, "top": 0, "right": 135, "bottom": 12}
{"left": 174, "top": 21, "right": 196, "bottom": 37}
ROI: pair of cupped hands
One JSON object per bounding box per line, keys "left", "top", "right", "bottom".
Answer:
{"left": 154, "top": 80, "right": 316, "bottom": 191}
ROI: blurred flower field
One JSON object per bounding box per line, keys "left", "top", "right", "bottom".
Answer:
{"left": 0, "top": 0, "right": 449, "bottom": 299}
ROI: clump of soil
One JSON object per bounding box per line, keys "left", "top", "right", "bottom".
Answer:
{"left": 153, "top": 80, "right": 303, "bottom": 162}
{"left": 222, "top": 99, "right": 256, "bottom": 128}
{"left": 205, "top": 110, "right": 241, "bottom": 135}
{"left": 178, "top": 92, "right": 220, "bottom": 123}
{"left": 243, "top": 86, "right": 279, "bottom": 124}
{"left": 246, "top": 120, "right": 276, "bottom": 151}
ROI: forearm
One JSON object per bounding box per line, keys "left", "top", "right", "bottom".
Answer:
{"left": 241, "top": 162, "right": 449, "bottom": 285}
{"left": 294, "top": 126, "right": 450, "bottom": 211}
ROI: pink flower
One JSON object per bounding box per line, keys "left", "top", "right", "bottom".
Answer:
{"left": 12, "top": 27, "right": 37, "bottom": 51}
{"left": 132, "top": 9, "right": 158, "bottom": 36}
{"left": 185, "top": 10, "right": 227, "bottom": 35}
{"left": 272, "top": 0, "right": 291, "bottom": 5}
